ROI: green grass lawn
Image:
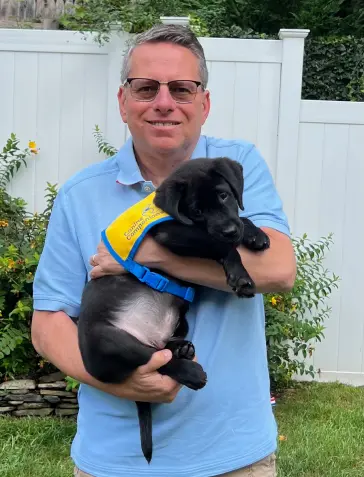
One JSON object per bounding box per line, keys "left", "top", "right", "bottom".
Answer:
{"left": 1, "top": 382, "right": 364, "bottom": 477}
{"left": 275, "top": 382, "right": 364, "bottom": 477}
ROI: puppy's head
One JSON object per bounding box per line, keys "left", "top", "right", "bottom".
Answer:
{"left": 154, "top": 157, "right": 244, "bottom": 244}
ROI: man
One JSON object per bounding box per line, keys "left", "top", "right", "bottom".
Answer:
{"left": 31, "top": 24, "right": 296, "bottom": 477}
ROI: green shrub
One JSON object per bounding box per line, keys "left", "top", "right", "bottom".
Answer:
{"left": 265, "top": 233, "right": 340, "bottom": 393}
{"left": 303, "top": 36, "right": 364, "bottom": 102}
{"left": 0, "top": 134, "right": 57, "bottom": 379}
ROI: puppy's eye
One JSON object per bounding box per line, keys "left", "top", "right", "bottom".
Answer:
{"left": 219, "top": 192, "right": 229, "bottom": 201}
{"left": 194, "top": 209, "right": 202, "bottom": 216}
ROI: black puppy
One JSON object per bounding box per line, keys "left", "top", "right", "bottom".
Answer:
{"left": 77, "top": 157, "right": 270, "bottom": 463}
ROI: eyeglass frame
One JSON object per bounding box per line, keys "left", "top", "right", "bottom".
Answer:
{"left": 123, "top": 77, "right": 205, "bottom": 104}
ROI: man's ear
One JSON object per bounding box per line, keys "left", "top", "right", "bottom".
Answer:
{"left": 154, "top": 179, "right": 193, "bottom": 225}
{"left": 117, "top": 86, "right": 128, "bottom": 124}
{"left": 213, "top": 158, "right": 244, "bottom": 210}
{"left": 201, "top": 90, "right": 211, "bottom": 125}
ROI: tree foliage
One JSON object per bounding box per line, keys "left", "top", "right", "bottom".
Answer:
{"left": 60, "top": 0, "right": 364, "bottom": 40}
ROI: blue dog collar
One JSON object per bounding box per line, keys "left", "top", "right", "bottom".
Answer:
{"left": 101, "top": 193, "right": 195, "bottom": 303}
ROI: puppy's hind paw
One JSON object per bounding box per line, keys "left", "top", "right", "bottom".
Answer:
{"left": 178, "top": 361, "right": 207, "bottom": 390}
{"left": 165, "top": 339, "right": 195, "bottom": 360}
{"left": 159, "top": 359, "right": 207, "bottom": 390}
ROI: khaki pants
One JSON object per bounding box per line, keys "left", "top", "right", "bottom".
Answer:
{"left": 74, "top": 452, "right": 276, "bottom": 477}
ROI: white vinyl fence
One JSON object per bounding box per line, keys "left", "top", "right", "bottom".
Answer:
{"left": 293, "top": 100, "right": 364, "bottom": 385}
{"left": 0, "top": 27, "right": 363, "bottom": 385}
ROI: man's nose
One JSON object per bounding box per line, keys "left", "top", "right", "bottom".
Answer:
{"left": 153, "top": 85, "right": 176, "bottom": 113}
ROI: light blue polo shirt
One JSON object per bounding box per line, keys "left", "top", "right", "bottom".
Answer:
{"left": 33, "top": 135, "right": 290, "bottom": 477}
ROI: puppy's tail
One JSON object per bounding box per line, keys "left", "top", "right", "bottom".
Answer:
{"left": 136, "top": 401, "right": 153, "bottom": 463}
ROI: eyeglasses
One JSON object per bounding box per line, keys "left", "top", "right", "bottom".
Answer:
{"left": 124, "top": 78, "right": 203, "bottom": 103}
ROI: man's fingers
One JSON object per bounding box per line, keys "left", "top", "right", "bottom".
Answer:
{"left": 89, "top": 254, "right": 98, "bottom": 266}
{"left": 90, "top": 265, "right": 111, "bottom": 279}
{"left": 138, "top": 349, "right": 173, "bottom": 374}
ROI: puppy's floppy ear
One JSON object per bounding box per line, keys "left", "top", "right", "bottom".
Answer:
{"left": 154, "top": 179, "right": 193, "bottom": 225}
{"left": 213, "top": 158, "right": 244, "bottom": 210}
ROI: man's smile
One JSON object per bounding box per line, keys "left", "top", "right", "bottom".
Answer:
{"left": 146, "top": 120, "right": 181, "bottom": 127}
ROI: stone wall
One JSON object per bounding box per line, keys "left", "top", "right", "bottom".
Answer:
{"left": 0, "top": 371, "right": 78, "bottom": 417}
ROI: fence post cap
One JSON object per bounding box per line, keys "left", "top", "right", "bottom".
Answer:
{"left": 279, "top": 29, "right": 310, "bottom": 39}
{"left": 160, "top": 16, "right": 190, "bottom": 27}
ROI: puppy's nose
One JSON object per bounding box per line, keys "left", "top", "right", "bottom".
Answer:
{"left": 222, "top": 225, "right": 239, "bottom": 238}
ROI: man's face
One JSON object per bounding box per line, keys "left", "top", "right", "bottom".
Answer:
{"left": 118, "top": 42, "right": 210, "bottom": 156}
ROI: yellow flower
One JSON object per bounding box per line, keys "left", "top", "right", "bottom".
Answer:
{"left": 7, "top": 259, "right": 16, "bottom": 269}
{"left": 28, "top": 140, "right": 38, "bottom": 154}
{"left": 291, "top": 304, "right": 297, "bottom": 312}
{"left": 271, "top": 297, "right": 277, "bottom": 306}
{"left": 279, "top": 435, "right": 287, "bottom": 441}
{"left": 0, "top": 220, "right": 9, "bottom": 227}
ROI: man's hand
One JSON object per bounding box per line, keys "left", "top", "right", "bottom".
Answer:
{"left": 89, "top": 237, "right": 171, "bottom": 279}
{"left": 114, "top": 349, "right": 184, "bottom": 403}
{"left": 89, "top": 241, "right": 125, "bottom": 278}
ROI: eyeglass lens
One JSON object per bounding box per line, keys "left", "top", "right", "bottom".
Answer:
{"left": 129, "top": 79, "right": 198, "bottom": 102}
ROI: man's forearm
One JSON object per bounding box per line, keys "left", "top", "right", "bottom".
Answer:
{"left": 158, "top": 228, "right": 296, "bottom": 295}
{"left": 236, "top": 227, "right": 296, "bottom": 293}
{"left": 31, "top": 311, "right": 125, "bottom": 397}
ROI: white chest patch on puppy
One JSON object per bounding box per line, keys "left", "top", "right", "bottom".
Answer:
{"left": 110, "top": 289, "right": 181, "bottom": 349}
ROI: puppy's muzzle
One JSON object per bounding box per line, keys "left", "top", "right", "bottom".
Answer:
{"left": 221, "top": 224, "right": 240, "bottom": 239}
{"left": 209, "top": 222, "right": 243, "bottom": 244}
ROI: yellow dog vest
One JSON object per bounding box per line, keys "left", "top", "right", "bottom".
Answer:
{"left": 101, "top": 192, "right": 195, "bottom": 302}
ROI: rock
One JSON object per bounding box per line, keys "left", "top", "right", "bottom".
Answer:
{"left": 12, "top": 408, "right": 53, "bottom": 417}
{"left": 44, "top": 396, "right": 61, "bottom": 404}
{"left": 0, "top": 380, "right": 36, "bottom": 390}
{"left": 57, "top": 403, "right": 79, "bottom": 409}
{"left": 8, "top": 401, "right": 24, "bottom": 405}
{"left": 4, "top": 394, "right": 44, "bottom": 403}
{"left": 55, "top": 408, "right": 78, "bottom": 416}
{"left": 17, "top": 402, "right": 51, "bottom": 410}
{"left": 39, "top": 390, "right": 75, "bottom": 397}
{"left": 10, "top": 390, "right": 30, "bottom": 395}
{"left": 0, "top": 390, "right": 6, "bottom": 396}
{"left": 38, "top": 381, "right": 67, "bottom": 389}
{"left": 38, "top": 371, "right": 65, "bottom": 383}
{"left": 0, "top": 406, "right": 15, "bottom": 413}
{"left": 62, "top": 398, "right": 78, "bottom": 404}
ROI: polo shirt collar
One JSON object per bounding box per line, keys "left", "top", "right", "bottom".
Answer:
{"left": 115, "top": 137, "right": 144, "bottom": 186}
{"left": 115, "top": 135, "right": 207, "bottom": 186}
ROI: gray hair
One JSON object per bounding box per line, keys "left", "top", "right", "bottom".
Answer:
{"left": 120, "top": 24, "right": 209, "bottom": 88}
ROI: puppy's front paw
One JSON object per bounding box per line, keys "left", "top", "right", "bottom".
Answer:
{"left": 227, "top": 273, "right": 256, "bottom": 298}
{"left": 244, "top": 229, "right": 270, "bottom": 251}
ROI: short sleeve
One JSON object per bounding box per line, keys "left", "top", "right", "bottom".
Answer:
{"left": 239, "top": 145, "right": 291, "bottom": 237}
{"left": 32, "top": 187, "right": 87, "bottom": 317}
